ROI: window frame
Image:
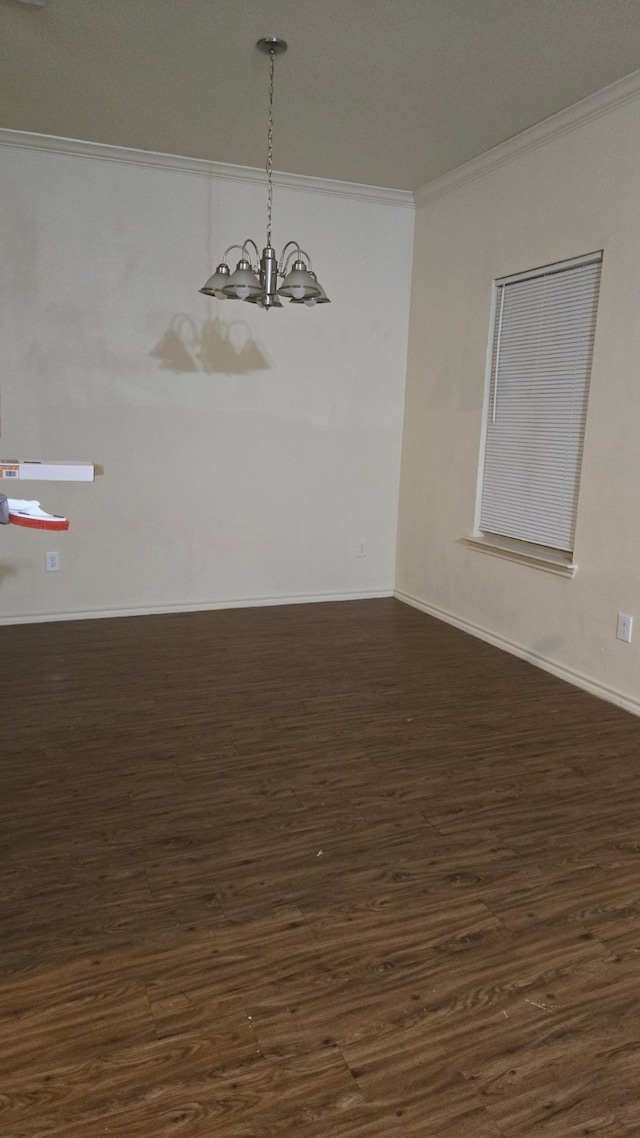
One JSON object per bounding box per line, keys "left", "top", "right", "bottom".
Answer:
{"left": 469, "top": 251, "right": 603, "bottom": 576}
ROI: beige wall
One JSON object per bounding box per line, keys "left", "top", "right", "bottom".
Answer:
{"left": 0, "top": 136, "right": 414, "bottom": 622}
{"left": 396, "top": 89, "right": 640, "bottom": 713}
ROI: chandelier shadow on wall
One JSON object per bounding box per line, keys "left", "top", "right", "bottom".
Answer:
{"left": 199, "top": 38, "right": 330, "bottom": 310}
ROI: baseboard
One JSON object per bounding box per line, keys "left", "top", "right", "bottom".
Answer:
{"left": 0, "top": 588, "right": 393, "bottom": 626}
{"left": 394, "top": 589, "right": 640, "bottom": 719}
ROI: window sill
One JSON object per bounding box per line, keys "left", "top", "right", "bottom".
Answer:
{"left": 463, "top": 534, "right": 576, "bottom": 578}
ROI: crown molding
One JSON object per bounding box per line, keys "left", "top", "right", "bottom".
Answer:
{"left": 415, "top": 67, "right": 640, "bottom": 208}
{"left": 0, "top": 129, "right": 414, "bottom": 209}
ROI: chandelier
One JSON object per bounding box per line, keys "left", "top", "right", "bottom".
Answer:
{"left": 199, "top": 38, "right": 330, "bottom": 310}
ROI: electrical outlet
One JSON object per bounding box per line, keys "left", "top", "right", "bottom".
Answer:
{"left": 356, "top": 539, "right": 367, "bottom": 558}
{"left": 45, "top": 551, "right": 60, "bottom": 572}
{"left": 617, "top": 612, "right": 633, "bottom": 643}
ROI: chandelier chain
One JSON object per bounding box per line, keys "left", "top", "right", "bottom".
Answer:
{"left": 266, "top": 48, "right": 275, "bottom": 247}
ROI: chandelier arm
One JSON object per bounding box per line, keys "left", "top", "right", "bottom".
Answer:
{"left": 278, "top": 241, "right": 302, "bottom": 274}
{"left": 223, "top": 243, "right": 247, "bottom": 262}
{"left": 242, "top": 239, "right": 261, "bottom": 267}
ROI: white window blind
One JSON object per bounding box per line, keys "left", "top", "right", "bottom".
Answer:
{"left": 480, "top": 254, "right": 602, "bottom": 553}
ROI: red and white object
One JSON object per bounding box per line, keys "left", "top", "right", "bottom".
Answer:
{"left": 7, "top": 499, "right": 69, "bottom": 531}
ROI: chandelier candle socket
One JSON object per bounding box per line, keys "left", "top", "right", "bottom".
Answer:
{"left": 199, "top": 38, "right": 330, "bottom": 310}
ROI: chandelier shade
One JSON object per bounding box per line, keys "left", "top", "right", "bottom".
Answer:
{"left": 223, "top": 259, "right": 262, "bottom": 300}
{"left": 277, "top": 260, "right": 320, "bottom": 300}
{"left": 288, "top": 272, "right": 331, "bottom": 305}
{"left": 199, "top": 38, "right": 330, "bottom": 311}
{"left": 200, "top": 263, "right": 232, "bottom": 298}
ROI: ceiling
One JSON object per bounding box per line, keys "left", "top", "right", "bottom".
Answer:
{"left": 3, "top": 0, "right": 640, "bottom": 191}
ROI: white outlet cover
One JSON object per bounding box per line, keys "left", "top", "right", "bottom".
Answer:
{"left": 617, "top": 612, "right": 633, "bottom": 643}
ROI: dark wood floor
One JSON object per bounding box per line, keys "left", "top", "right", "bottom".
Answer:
{"left": 2, "top": 598, "right": 640, "bottom": 1136}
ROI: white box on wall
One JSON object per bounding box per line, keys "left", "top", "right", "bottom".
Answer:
{"left": 0, "top": 461, "right": 97, "bottom": 482}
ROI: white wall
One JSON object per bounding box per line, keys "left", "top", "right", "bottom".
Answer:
{"left": 0, "top": 135, "right": 414, "bottom": 622}
{"left": 396, "top": 81, "right": 640, "bottom": 714}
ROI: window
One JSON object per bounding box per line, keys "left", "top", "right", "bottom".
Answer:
{"left": 477, "top": 252, "right": 602, "bottom": 562}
